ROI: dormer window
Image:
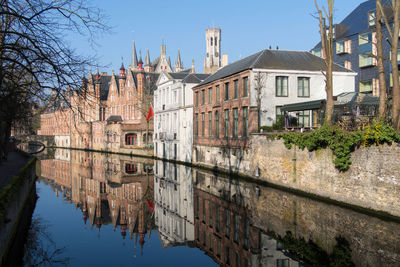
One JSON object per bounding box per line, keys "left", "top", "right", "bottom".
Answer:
{"left": 368, "top": 11, "right": 376, "bottom": 27}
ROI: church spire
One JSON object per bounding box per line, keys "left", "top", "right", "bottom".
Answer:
{"left": 145, "top": 49, "right": 150, "bottom": 66}
{"left": 131, "top": 40, "right": 138, "bottom": 69}
{"left": 175, "top": 49, "right": 183, "bottom": 72}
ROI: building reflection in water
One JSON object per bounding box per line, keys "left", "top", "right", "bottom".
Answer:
{"left": 39, "top": 149, "right": 155, "bottom": 252}
{"left": 38, "top": 150, "right": 400, "bottom": 267}
{"left": 154, "top": 161, "right": 195, "bottom": 248}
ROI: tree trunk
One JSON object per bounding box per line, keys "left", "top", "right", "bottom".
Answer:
{"left": 376, "top": 1, "right": 387, "bottom": 119}
{"left": 146, "top": 121, "right": 149, "bottom": 146}
{"left": 392, "top": 2, "right": 400, "bottom": 130}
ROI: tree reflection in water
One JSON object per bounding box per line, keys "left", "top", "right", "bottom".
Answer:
{"left": 23, "top": 216, "right": 69, "bottom": 266}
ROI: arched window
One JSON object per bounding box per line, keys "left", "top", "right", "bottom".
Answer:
{"left": 126, "top": 133, "right": 137, "bottom": 145}
{"left": 210, "top": 37, "right": 213, "bottom": 46}
{"left": 125, "top": 163, "right": 137, "bottom": 174}
{"left": 143, "top": 133, "right": 153, "bottom": 143}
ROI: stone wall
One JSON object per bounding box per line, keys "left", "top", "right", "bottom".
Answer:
{"left": 194, "top": 134, "right": 400, "bottom": 217}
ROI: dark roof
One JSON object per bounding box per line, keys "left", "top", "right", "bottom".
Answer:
{"left": 281, "top": 99, "right": 326, "bottom": 112}
{"left": 183, "top": 73, "right": 210, "bottom": 84}
{"left": 106, "top": 115, "right": 123, "bottom": 122}
{"left": 169, "top": 73, "right": 189, "bottom": 79}
{"left": 197, "top": 49, "right": 353, "bottom": 87}
{"left": 99, "top": 76, "right": 111, "bottom": 101}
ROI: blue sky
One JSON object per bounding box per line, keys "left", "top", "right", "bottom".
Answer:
{"left": 72, "top": 0, "right": 367, "bottom": 74}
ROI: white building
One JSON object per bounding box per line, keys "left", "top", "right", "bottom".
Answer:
{"left": 154, "top": 161, "right": 195, "bottom": 247}
{"left": 154, "top": 71, "right": 209, "bottom": 162}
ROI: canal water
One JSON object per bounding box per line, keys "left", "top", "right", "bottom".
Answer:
{"left": 23, "top": 148, "right": 400, "bottom": 266}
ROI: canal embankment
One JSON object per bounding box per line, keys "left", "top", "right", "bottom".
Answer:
{"left": 194, "top": 133, "right": 400, "bottom": 218}
{"left": 0, "top": 150, "right": 37, "bottom": 266}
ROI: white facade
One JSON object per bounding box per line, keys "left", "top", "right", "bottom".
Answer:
{"left": 154, "top": 72, "right": 207, "bottom": 162}
{"left": 154, "top": 161, "right": 194, "bottom": 247}
{"left": 55, "top": 135, "right": 70, "bottom": 148}
{"left": 249, "top": 68, "right": 356, "bottom": 127}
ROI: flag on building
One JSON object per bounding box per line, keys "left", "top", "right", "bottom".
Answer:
{"left": 146, "top": 106, "right": 154, "bottom": 121}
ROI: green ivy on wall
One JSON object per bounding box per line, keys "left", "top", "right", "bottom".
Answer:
{"left": 271, "top": 121, "right": 400, "bottom": 171}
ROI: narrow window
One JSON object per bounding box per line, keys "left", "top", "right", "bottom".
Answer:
{"left": 233, "top": 79, "right": 238, "bottom": 99}
{"left": 276, "top": 76, "right": 288, "bottom": 97}
{"left": 215, "top": 111, "right": 219, "bottom": 137}
{"left": 201, "top": 90, "right": 205, "bottom": 105}
{"left": 225, "top": 209, "right": 230, "bottom": 238}
{"left": 208, "top": 88, "right": 213, "bottom": 104}
{"left": 209, "top": 201, "right": 213, "bottom": 227}
{"left": 195, "top": 92, "right": 199, "bottom": 106}
{"left": 233, "top": 108, "right": 238, "bottom": 138}
{"left": 242, "top": 107, "right": 248, "bottom": 137}
{"left": 216, "top": 205, "right": 220, "bottom": 232}
{"left": 298, "top": 77, "right": 310, "bottom": 97}
{"left": 225, "top": 82, "right": 229, "bottom": 100}
{"left": 216, "top": 85, "right": 220, "bottom": 103}
{"left": 195, "top": 114, "right": 199, "bottom": 136}
{"left": 224, "top": 110, "right": 229, "bottom": 138}
{"left": 208, "top": 112, "right": 212, "bottom": 138}
{"left": 234, "top": 213, "right": 239, "bottom": 243}
{"left": 201, "top": 113, "right": 205, "bottom": 136}
{"left": 243, "top": 77, "right": 248, "bottom": 97}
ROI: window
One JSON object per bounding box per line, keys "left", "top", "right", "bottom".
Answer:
{"left": 244, "top": 217, "right": 249, "bottom": 249}
{"left": 233, "top": 108, "right": 238, "bottom": 138}
{"left": 126, "top": 133, "right": 137, "bottom": 145}
{"left": 224, "top": 110, "right": 229, "bottom": 138}
{"left": 195, "top": 114, "right": 198, "bottom": 136}
{"left": 216, "top": 85, "right": 220, "bottom": 103}
{"left": 336, "top": 40, "right": 345, "bottom": 54}
{"left": 242, "top": 107, "right": 248, "bottom": 137}
{"left": 276, "top": 259, "right": 290, "bottom": 267}
{"left": 216, "top": 205, "right": 220, "bottom": 232}
{"left": 276, "top": 106, "right": 283, "bottom": 123}
{"left": 195, "top": 92, "right": 199, "bottom": 106}
{"left": 201, "top": 113, "right": 205, "bottom": 136}
{"left": 298, "top": 110, "right": 310, "bottom": 127}
{"left": 225, "top": 209, "right": 230, "bottom": 238}
{"left": 312, "top": 47, "right": 322, "bottom": 57}
{"left": 201, "top": 90, "right": 205, "bottom": 105}
{"left": 203, "top": 199, "right": 206, "bottom": 222}
{"left": 196, "top": 196, "right": 199, "bottom": 218}
{"left": 359, "top": 31, "right": 372, "bottom": 46}
{"left": 233, "top": 80, "right": 238, "bottom": 99}
{"left": 217, "top": 239, "right": 221, "bottom": 257}
{"left": 125, "top": 163, "right": 137, "bottom": 174}
{"left": 215, "top": 111, "right": 219, "bottom": 137}
{"left": 359, "top": 54, "right": 373, "bottom": 67}
{"left": 208, "top": 112, "right": 212, "bottom": 137}
{"left": 345, "top": 61, "right": 352, "bottom": 70}
{"left": 209, "top": 201, "right": 213, "bottom": 227}
{"left": 235, "top": 252, "right": 240, "bottom": 267}
{"left": 209, "top": 233, "right": 213, "bottom": 250}
{"left": 234, "top": 213, "right": 239, "bottom": 243}
{"left": 226, "top": 246, "right": 230, "bottom": 264}
{"left": 368, "top": 11, "right": 376, "bottom": 27}
{"left": 276, "top": 76, "right": 288, "bottom": 97}
{"left": 210, "top": 37, "right": 213, "bottom": 46}
{"left": 208, "top": 88, "right": 212, "bottom": 104}
{"left": 298, "top": 77, "right": 310, "bottom": 97}
{"left": 225, "top": 82, "right": 229, "bottom": 100}
{"left": 203, "top": 230, "right": 206, "bottom": 245}
{"left": 243, "top": 77, "right": 248, "bottom": 97}
{"left": 128, "top": 91, "right": 132, "bottom": 100}
{"left": 360, "top": 80, "right": 373, "bottom": 92}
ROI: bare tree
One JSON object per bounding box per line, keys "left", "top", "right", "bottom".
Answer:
{"left": 376, "top": 0, "right": 388, "bottom": 119}
{"left": 253, "top": 71, "right": 266, "bottom": 129}
{"left": 0, "top": 0, "right": 108, "bottom": 161}
{"left": 378, "top": 0, "right": 400, "bottom": 130}
{"left": 315, "top": 0, "right": 334, "bottom": 126}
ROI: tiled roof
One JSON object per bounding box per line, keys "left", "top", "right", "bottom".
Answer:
{"left": 196, "top": 49, "right": 353, "bottom": 87}
{"left": 99, "top": 76, "right": 111, "bottom": 101}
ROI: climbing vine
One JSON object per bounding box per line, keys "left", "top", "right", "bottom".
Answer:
{"left": 272, "top": 121, "right": 400, "bottom": 171}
